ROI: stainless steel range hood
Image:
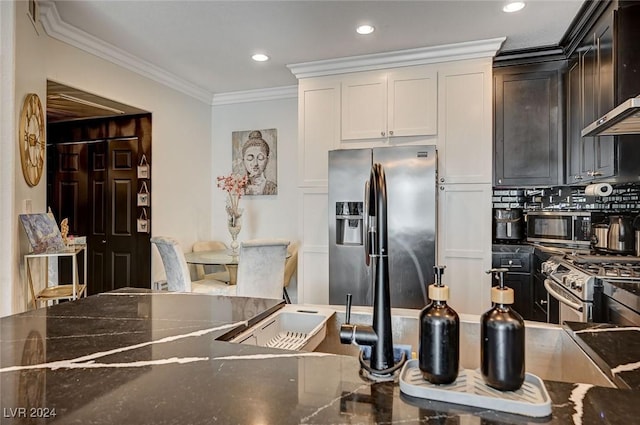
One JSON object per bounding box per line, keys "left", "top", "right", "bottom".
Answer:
{"left": 582, "top": 96, "right": 640, "bottom": 137}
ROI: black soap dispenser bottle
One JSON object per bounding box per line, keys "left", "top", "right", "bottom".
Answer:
{"left": 481, "top": 268, "right": 525, "bottom": 391}
{"left": 419, "top": 265, "right": 460, "bottom": 384}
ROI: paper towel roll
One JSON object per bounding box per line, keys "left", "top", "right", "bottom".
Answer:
{"left": 584, "top": 183, "right": 613, "bottom": 197}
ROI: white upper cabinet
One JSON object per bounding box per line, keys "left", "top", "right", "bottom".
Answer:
{"left": 341, "top": 65, "right": 437, "bottom": 141}
{"left": 436, "top": 59, "right": 493, "bottom": 184}
{"left": 341, "top": 72, "right": 386, "bottom": 140}
{"left": 387, "top": 67, "right": 438, "bottom": 137}
{"left": 298, "top": 76, "right": 341, "bottom": 187}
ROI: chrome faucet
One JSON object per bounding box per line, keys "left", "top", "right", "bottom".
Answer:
{"left": 339, "top": 163, "right": 406, "bottom": 378}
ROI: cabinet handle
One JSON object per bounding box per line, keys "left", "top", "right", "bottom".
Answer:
{"left": 440, "top": 178, "right": 445, "bottom": 183}
{"left": 389, "top": 130, "right": 394, "bottom": 136}
{"left": 381, "top": 131, "right": 386, "bottom": 137}
{"left": 440, "top": 186, "right": 445, "bottom": 191}
{"left": 587, "top": 170, "right": 602, "bottom": 177}
{"left": 540, "top": 299, "right": 548, "bottom": 305}
{"left": 574, "top": 175, "right": 583, "bottom": 180}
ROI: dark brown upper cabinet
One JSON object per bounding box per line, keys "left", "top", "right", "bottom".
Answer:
{"left": 494, "top": 61, "right": 565, "bottom": 187}
{"left": 566, "top": 7, "right": 615, "bottom": 184}
{"left": 566, "top": 1, "right": 640, "bottom": 184}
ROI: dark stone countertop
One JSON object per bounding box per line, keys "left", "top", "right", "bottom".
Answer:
{"left": 1, "top": 289, "right": 639, "bottom": 424}
{"left": 564, "top": 321, "right": 640, "bottom": 390}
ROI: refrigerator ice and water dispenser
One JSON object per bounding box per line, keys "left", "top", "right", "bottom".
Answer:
{"left": 335, "top": 202, "right": 363, "bottom": 246}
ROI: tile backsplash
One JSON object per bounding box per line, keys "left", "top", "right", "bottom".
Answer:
{"left": 492, "top": 183, "right": 640, "bottom": 213}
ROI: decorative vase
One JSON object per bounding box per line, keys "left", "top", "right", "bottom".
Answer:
{"left": 227, "top": 210, "right": 242, "bottom": 254}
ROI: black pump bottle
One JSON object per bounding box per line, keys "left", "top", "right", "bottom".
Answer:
{"left": 419, "top": 265, "right": 460, "bottom": 384}
{"left": 481, "top": 268, "right": 525, "bottom": 391}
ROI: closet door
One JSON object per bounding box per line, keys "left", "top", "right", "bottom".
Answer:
{"left": 88, "top": 138, "right": 140, "bottom": 293}
{"left": 48, "top": 115, "right": 152, "bottom": 294}
{"left": 50, "top": 137, "right": 146, "bottom": 294}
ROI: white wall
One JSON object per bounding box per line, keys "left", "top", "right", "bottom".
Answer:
{"left": 5, "top": 1, "right": 49, "bottom": 314}
{"left": 1, "top": 3, "right": 214, "bottom": 316}
{"left": 45, "top": 41, "right": 215, "bottom": 294}
{"left": 211, "top": 97, "right": 299, "bottom": 299}
{"left": 0, "top": 0, "right": 17, "bottom": 316}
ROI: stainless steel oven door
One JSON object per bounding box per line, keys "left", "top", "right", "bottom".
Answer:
{"left": 544, "top": 279, "right": 590, "bottom": 322}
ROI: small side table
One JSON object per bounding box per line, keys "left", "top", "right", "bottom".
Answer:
{"left": 24, "top": 245, "right": 88, "bottom": 309}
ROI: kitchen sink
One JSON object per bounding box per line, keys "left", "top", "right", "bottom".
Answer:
{"left": 230, "top": 305, "right": 335, "bottom": 352}
{"left": 312, "top": 305, "right": 615, "bottom": 388}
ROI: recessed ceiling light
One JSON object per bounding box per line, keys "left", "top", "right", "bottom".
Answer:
{"left": 252, "top": 53, "right": 269, "bottom": 62}
{"left": 356, "top": 25, "right": 375, "bottom": 35}
{"left": 503, "top": 2, "right": 525, "bottom": 13}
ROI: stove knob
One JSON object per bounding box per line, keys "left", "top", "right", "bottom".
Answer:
{"left": 573, "top": 279, "right": 583, "bottom": 291}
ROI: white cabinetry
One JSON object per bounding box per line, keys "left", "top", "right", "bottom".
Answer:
{"left": 341, "top": 65, "right": 437, "bottom": 141}
{"left": 437, "top": 59, "right": 493, "bottom": 185}
{"left": 436, "top": 58, "right": 493, "bottom": 315}
{"left": 298, "top": 77, "right": 341, "bottom": 187}
{"left": 296, "top": 77, "right": 340, "bottom": 303}
{"left": 293, "top": 40, "right": 503, "bottom": 308}
{"left": 437, "top": 183, "right": 492, "bottom": 315}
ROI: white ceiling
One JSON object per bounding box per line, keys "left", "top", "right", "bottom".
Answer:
{"left": 50, "top": 0, "right": 585, "bottom": 97}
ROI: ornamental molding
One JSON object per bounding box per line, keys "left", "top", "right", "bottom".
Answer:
{"left": 39, "top": 1, "right": 212, "bottom": 104}
{"left": 288, "top": 37, "right": 507, "bottom": 79}
{"left": 213, "top": 86, "right": 297, "bottom": 106}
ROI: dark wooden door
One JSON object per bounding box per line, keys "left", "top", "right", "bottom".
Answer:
{"left": 47, "top": 115, "right": 151, "bottom": 295}
{"left": 87, "top": 138, "right": 140, "bottom": 293}
{"left": 48, "top": 142, "right": 89, "bottom": 286}
{"left": 50, "top": 143, "right": 89, "bottom": 236}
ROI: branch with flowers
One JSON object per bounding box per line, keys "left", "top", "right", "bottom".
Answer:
{"left": 217, "top": 173, "right": 248, "bottom": 227}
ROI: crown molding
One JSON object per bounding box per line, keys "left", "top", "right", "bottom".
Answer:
{"left": 212, "top": 85, "right": 298, "bottom": 106}
{"left": 288, "top": 37, "right": 507, "bottom": 79}
{"left": 39, "top": 1, "right": 213, "bottom": 104}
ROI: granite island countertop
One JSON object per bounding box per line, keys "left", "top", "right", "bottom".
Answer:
{"left": 564, "top": 321, "right": 640, "bottom": 390}
{"left": 1, "top": 289, "right": 639, "bottom": 425}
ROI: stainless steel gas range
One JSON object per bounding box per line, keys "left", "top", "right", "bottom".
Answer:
{"left": 541, "top": 254, "right": 640, "bottom": 323}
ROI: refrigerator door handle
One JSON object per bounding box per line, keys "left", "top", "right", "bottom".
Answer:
{"left": 364, "top": 180, "right": 371, "bottom": 266}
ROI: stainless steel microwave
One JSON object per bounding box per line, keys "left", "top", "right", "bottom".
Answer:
{"left": 526, "top": 211, "right": 605, "bottom": 246}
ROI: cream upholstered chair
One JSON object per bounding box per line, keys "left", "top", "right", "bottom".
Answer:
{"left": 192, "top": 240, "right": 231, "bottom": 282}
{"left": 236, "top": 239, "right": 289, "bottom": 299}
{"left": 151, "top": 236, "right": 230, "bottom": 294}
{"left": 282, "top": 242, "right": 299, "bottom": 303}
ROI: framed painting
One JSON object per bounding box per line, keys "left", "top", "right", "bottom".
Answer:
{"left": 231, "top": 128, "right": 277, "bottom": 196}
{"left": 19, "top": 213, "right": 65, "bottom": 253}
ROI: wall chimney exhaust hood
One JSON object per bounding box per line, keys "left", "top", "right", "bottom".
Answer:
{"left": 582, "top": 97, "right": 640, "bottom": 137}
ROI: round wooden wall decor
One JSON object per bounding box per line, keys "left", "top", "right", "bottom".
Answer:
{"left": 19, "top": 93, "right": 46, "bottom": 187}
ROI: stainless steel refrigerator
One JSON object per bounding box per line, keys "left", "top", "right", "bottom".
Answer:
{"left": 328, "top": 145, "right": 437, "bottom": 309}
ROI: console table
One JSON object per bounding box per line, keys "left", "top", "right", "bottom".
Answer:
{"left": 24, "top": 245, "right": 87, "bottom": 309}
